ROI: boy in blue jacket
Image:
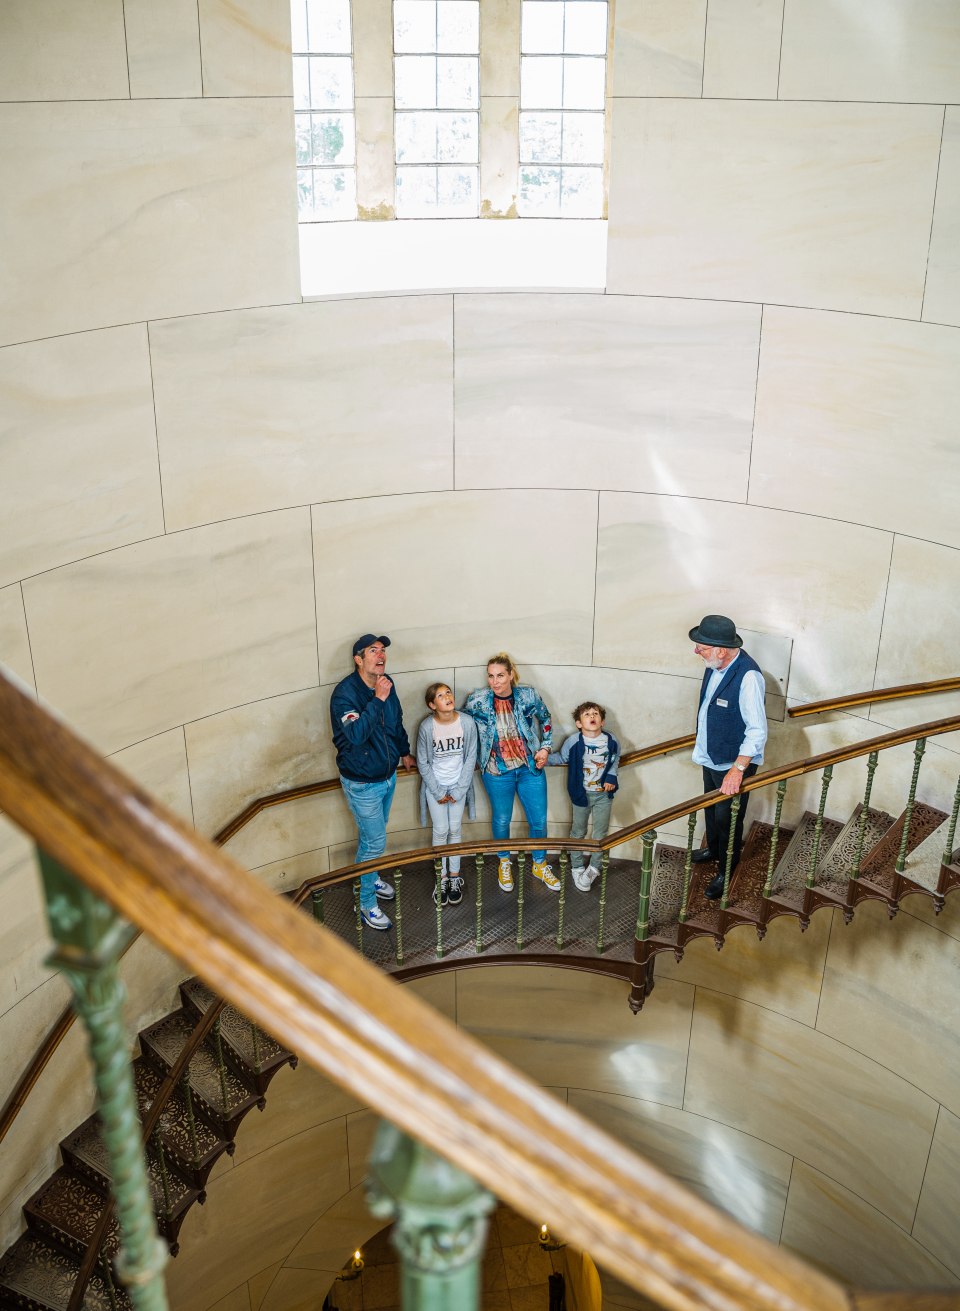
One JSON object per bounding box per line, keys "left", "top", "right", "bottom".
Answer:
{"left": 548, "top": 702, "right": 620, "bottom": 892}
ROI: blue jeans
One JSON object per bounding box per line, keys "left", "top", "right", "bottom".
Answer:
{"left": 340, "top": 774, "right": 396, "bottom": 910}
{"left": 482, "top": 764, "right": 548, "bottom": 863}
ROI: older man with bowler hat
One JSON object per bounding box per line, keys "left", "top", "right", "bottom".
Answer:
{"left": 330, "top": 634, "right": 417, "bottom": 931}
{"left": 689, "top": 615, "right": 768, "bottom": 899}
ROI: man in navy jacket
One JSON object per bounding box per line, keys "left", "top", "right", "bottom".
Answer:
{"left": 688, "top": 614, "right": 768, "bottom": 899}
{"left": 330, "top": 634, "right": 416, "bottom": 931}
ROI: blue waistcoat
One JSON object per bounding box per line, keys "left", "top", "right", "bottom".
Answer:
{"left": 698, "top": 650, "right": 761, "bottom": 765}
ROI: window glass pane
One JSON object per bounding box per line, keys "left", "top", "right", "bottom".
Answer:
{"left": 521, "top": 1, "right": 564, "bottom": 52}
{"left": 308, "top": 55, "right": 354, "bottom": 108}
{"left": 561, "top": 110, "right": 603, "bottom": 163}
{"left": 291, "top": 0, "right": 309, "bottom": 52}
{"left": 394, "top": 0, "right": 437, "bottom": 52}
{"left": 307, "top": 0, "right": 352, "bottom": 52}
{"left": 293, "top": 56, "right": 311, "bottom": 108}
{"left": 295, "top": 113, "right": 314, "bottom": 164}
{"left": 396, "top": 111, "right": 440, "bottom": 162}
{"left": 561, "top": 55, "right": 605, "bottom": 107}
{"left": 437, "top": 164, "right": 478, "bottom": 215}
{"left": 437, "top": 0, "right": 479, "bottom": 51}
{"left": 563, "top": 1, "right": 606, "bottom": 54}
{"left": 437, "top": 56, "right": 477, "bottom": 107}
{"left": 519, "top": 111, "right": 562, "bottom": 162}
{"left": 313, "top": 167, "right": 357, "bottom": 219}
{"left": 305, "top": 111, "right": 355, "bottom": 165}
{"left": 518, "top": 165, "right": 562, "bottom": 215}
{"left": 397, "top": 165, "right": 439, "bottom": 215}
{"left": 396, "top": 54, "right": 438, "bottom": 106}
{"left": 436, "top": 111, "right": 478, "bottom": 161}
{"left": 560, "top": 165, "right": 602, "bottom": 216}
{"left": 297, "top": 168, "right": 316, "bottom": 219}
{"left": 520, "top": 55, "right": 563, "bottom": 107}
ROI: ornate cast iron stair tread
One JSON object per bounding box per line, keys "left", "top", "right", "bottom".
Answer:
{"left": 133, "top": 1062, "right": 225, "bottom": 1185}
{"left": 138, "top": 1009, "right": 261, "bottom": 1134}
{"left": 857, "top": 802, "right": 950, "bottom": 894}
{"left": 0, "top": 1233, "right": 131, "bottom": 1311}
{"left": 769, "top": 813, "right": 845, "bottom": 902}
{"left": 179, "top": 979, "right": 295, "bottom": 1087}
{"left": 814, "top": 804, "right": 895, "bottom": 895}
{"left": 23, "top": 1171, "right": 119, "bottom": 1261}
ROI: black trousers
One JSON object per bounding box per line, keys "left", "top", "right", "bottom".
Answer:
{"left": 702, "top": 763, "right": 758, "bottom": 870}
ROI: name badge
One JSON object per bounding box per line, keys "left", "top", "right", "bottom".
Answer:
{"left": 715, "top": 698, "right": 729, "bottom": 708}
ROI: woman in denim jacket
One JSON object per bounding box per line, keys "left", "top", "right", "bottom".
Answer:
{"left": 464, "top": 653, "right": 560, "bottom": 895}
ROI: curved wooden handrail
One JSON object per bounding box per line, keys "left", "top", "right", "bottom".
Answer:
{"left": 788, "top": 675, "right": 960, "bottom": 719}
{"left": 0, "top": 669, "right": 862, "bottom": 1311}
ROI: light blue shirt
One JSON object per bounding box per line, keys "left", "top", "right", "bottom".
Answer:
{"left": 692, "top": 653, "right": 768, "bottom": 770}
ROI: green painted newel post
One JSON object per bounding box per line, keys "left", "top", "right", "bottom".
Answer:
{"left": 37, "top": 850, "right": 169, "bottom": 1311}
{"left": 366, "top": 1122, "right": 495, "bottom": 1311}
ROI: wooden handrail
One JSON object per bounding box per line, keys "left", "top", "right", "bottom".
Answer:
{"left": 0, "top": 669, "right": 859, "bottom": 1311}
{"left": 788, "top": 675, "right": 960, "bottom": 719}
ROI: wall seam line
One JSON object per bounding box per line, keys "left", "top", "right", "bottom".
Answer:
{"left": 919, "top": 105, "right": 947, "bottom": 321}
{"left": 146, "top": 322, "right": 168, "bottom": 534}
{"left": 17, "top": 582, "right": 40, "bottom": 702}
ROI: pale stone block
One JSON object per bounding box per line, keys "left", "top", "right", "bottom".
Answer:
{"left": 457, "top": 965, "right": 694, "bottom": 1106}
{"left": 286, "top": 1181, "right": 386, "bottom": 1272}
{"left": 481, "top": 0, "right": 521, "bottom": 97}
{"left": 110, "top": 727, "right": 194, "bottom": 823}
{"left": 0, "top": 820, "right": 53, "bottom": 1022}
{"left": 686, "top": 990, "right": 939, "bottom": 1227}
{"left": 480, "top": 98, "right": 519, "bottom": 217}
{"left": 607, "top": 99, "right": 943, "bottom": 317}
{"left": 751, "top": 308, "right": 960, "bottom": 550}
{"left": 0, "top": 326, "right": 164, "bottom": 588}
{"left": 151, "top": 297, "right": 453, "bottom": 531}
{"left": 248, "top": 847, "right": 331, "bottom": 897}
{"left": 356, "top": 97, "right": 395, "bottom": 219}
{"left": 22, "top": 509, "right": 318, "bottom": 755}
{"left": 593, "top": 492, "right": 892, "bottom": 703}
{"left": 782, "top": 1162, "right": 957, "bottom": 1288}
{"left": 779, "top": 0, "right": 960, "bottom": 104}
{"left": 612, "top": 0, "right": 706, "bottom": 97}
{"left": 0, "top": 584, "right": 35, "bottom": 694}
{"left": 913, "top": 1105, "right": 960, "bottom": 1278}
{"left": 0, "top": 100, "right": 300, "bottom": 348}
{"left": 353, "top": 0, "right": 394, "bottom": 97}
{"left": 231, "top": 1064, "right": 363, "bottom": 1167}
{"left": 454, "top": 293, "right": 759, "bottom": 498}
{"left": 568, "top": 1090, "right": 792, "bottom": 1241}
{"left": 0, "top": 0, "right": 129, "bottom": 101}
{"left": 125, "top": 0, "right": 203, "bottom": 98}
{"left": 924, "top": 106, "right": 960, "bottom": 328}
{"left": 701, "top": 0, "right": 783, "bottom": 100}
{"left": 198, "top": 0, "right": 293, "bottom": 96}
{"left": 312, "top": 491, "right": 599, "bottom": 682}
{"left": 249, "top": 1263, "right": 285, "bottom": 1311}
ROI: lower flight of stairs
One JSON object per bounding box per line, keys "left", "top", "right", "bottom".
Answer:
{"left": 0, "top": 981, "right": 295, "bottom": 1311}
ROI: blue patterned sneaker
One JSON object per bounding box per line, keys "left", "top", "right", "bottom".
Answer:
{"left": 361, "top": 904, "right": 392, "bottom": 930}
{"left": 373, "top": 877, "right": 395, "bottom": 901}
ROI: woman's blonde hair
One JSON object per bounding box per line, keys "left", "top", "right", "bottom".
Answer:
{"left": 487, "top": 652, "right": 520, "bottom": 686}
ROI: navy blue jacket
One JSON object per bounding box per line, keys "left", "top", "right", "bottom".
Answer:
{"left": 330, "top": 670, "right": 411, "bottom": 783}
{"left": 697, "top": 650, "right": 762, "bottom": 765}
{"left": 548, "top": 730, "right": 621, "bottom": 807}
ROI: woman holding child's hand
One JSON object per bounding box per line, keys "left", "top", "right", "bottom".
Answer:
{"left": 464, "top": 653, "right": 559, "bottom": 895}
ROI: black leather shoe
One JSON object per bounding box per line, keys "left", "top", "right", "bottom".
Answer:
{"left": 690, "top": 848, "right": 716, "bottom": 864}
{"left": 703, "top": 872, "right": 727, "bottom": 900}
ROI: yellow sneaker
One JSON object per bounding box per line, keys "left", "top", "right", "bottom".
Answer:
{"left": 532, "top": 861, "right": 560, "bottom": 891}
{"left": 498, "top": 858, "right": 514, "bottom": 892}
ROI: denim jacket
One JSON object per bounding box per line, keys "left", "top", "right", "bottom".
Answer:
{"left": 463, "top": 685, "right": 554, "bottom": 772}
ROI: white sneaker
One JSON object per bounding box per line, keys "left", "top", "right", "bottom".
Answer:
{"left": 361, "top": 904, "right": 392, "bottom": 931}
{"left": 373, "top": 877, "right": 395, "bottom": 901}
{"left": 498, "top": 858, "right": 514, "bottom": 892}
{"left": 572, "top": 868, "right": 592, "bottom": 892}
{"left": 584, "top": 864, "right": 601, "bottom": 886}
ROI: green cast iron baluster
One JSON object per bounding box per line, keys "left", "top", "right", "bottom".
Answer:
{"left": 353, "top": 880, "right": 363, "bottom": 955}
{"left": 635, "top": 831, "right": 656, "bottom": 943}
{"left": 100, "top": 1251, "right": 119, "bottom": 1311}
{"left": 943, "top": 771, "right": 960, "bottom": 867}
{"left": 721, "top": 797, "right": 740, "bottom": 909}
{"left": 434, "top": 858, "right": 444, "bottom": 960}
{"left": 851, "top": 751, "right": 880, "bottom": 879}
{"left": 180, "top": 1074, "right": 200, "bottom": 1170}
{"left": 366, "top": 1121, "right": 495, "bottom": 1311}
{"left": 556, "top": 848, "right": 568, "bottom": 948}
{"left": 311, "top": 888, "right": 324, "bottom": 924}
{"left": 762, "top": 780, "right": 788, "bottom": 898}
{"left": 895, "top": 737, "right": 927, "bottom": 873}
{"left": 212, "top": 1017, "right": 229, "bottom": 1115}
{"left": 249, "top": 1020, "right": 262, "bottom": 1076}
{"left": 807, "top": 765, "right": 834, "bottom": 888}
{"left": 516, "top": 852, "right": 525, "bottom": 950}
{"left": 474, "top": 851, "right": 484, "bottom": 953}
{"left": 678, "top": 812, "right": 697, "bottom": 923}
{"left": 395, "top": 870, "right": 404, "bottom": 966}
{"left": 38, "top": 851, "right": 168, "bottom": 1311}
{"left": 596, "top": 850, "right": 609, "bottom": 953}
{"left": 152, "top": 1131, "right": 172, "bottom": 1224}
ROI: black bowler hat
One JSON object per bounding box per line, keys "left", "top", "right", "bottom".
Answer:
{"left": 352, "top": 633, "right": 391, "bottom": 658}
{"left": 688, "top": 615, "right": 742, "bottom": 648}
